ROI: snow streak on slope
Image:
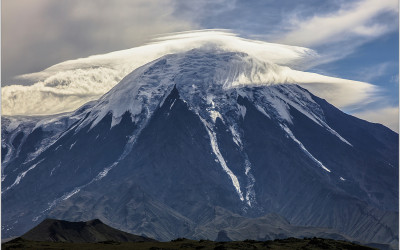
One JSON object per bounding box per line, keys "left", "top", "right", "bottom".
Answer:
{"left": 281, "top": 124, "right": 331, "bottom": 173}
{"left": 2, "top": 159, "right": 45, "bottom": 193}
{"left": 200, "top": 116, "right": 244, "bottom": 201}
{"left": 2, "top": 30, "right": 375, "bottom": 116}
{"left": 228, "top": 124, "right": 257, "bottom": 207}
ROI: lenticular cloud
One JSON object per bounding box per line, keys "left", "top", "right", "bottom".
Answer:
{"left": 2, "top": 30, "right": 375, "bottom": 116}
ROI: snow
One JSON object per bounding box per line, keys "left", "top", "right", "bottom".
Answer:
{"left": 229, "top": 126, "right": 242, "bottom": 148}
{"left": 244, "top": 159, "right": 256, "bottom": 207}
{"left": 95, "top": 162, "right": 118, "bottom": 181}
{"left": 209, "top": 110, "right": 223, "bottom": 123}
{"left": 169, "top": 99, "right": 177, "bottom": 110}
{"left": 269, "top": 86, "right": 352, "bottom": 146}
{"left": 3, "top": 159, "right": 45, "bottom": 193}
{"left": 255, "top": 105, "right": 271, "bottom": 119}
{"left": 199, "top": 116, "right": 244, "bottom": 201}
{"left": 49, "top": 164, "right": 60, "bottom": 176}
{"left": 237, "top": 104, "right": 247, "bottom": 119}
{"left": 281, "top": 124, "right": 331, "bottom": 173}
{"left": 1, "top": 106, "right": 90, "bottom": 173}
{"left": 62, "top": 188, "right": 81, "bottom": 201}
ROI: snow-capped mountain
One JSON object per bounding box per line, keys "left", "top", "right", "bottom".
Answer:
{"left": 2, "top": 49, "right": 398, "bottom": 248}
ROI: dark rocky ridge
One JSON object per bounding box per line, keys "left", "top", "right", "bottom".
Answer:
{"left": 21, "top": 218, "right": 156, "bottom": 243}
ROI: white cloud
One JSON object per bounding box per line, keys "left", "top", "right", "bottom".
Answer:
{"left": 1, "top": 31, "right": 378, "bottom": 117}
{"left": 277, "top": 0, "right": 398, "bottom": 47}
{"left": 287, "top": 70, "right": 377, "bottom": 108}
{"left": 274, "top": 0, "right": 398, "bottom": 65}
{"left": 353, "top": 106, "right": 399, "bottom": 132}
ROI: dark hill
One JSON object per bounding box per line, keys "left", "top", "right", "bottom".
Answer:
{"left": 20, "top": 218, "right": 156, "bottom": 243}
{"left": 2, "top": 237, "right": 378, "bottom": 250}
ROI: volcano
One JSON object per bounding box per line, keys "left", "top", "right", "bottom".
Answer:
{"left": 2, "top": 48, "right": 398, "bottom": 249}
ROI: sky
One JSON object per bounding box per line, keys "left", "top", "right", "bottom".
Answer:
{"left": 2, "top": 0, "right": 399, "bottom": 131}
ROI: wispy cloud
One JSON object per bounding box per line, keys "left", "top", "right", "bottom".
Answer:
{"left": 277, "top": 0, "right": 397, "bottom": 47}
{"left": 275, "top": 0, "right": 398, "bottom": 64}
{"left": 354, "top": 62, "right": 394, "bottom": 82}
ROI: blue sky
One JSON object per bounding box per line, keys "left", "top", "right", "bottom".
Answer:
{"left": 2, "top": 0, "right": 399, "bottom": 130}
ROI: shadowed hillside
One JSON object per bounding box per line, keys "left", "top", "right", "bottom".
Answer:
{"left": 3, "top": 237, "right": 379, "bottom": 250}
{"left": 20, "top": 218, "right": 156, "bottom": 243}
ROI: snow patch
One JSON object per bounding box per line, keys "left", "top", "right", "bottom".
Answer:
{"left": 95, "top": 162, "right": 118, "bottom": 181}
{"left": 62, "top": 188, "right": 81, "bottom": 201}
{"left": 209, "top": 110, "right": 224, "bottom": 123}
{"left": 169, "top": 99, "right": 177, "bottom": 110}
{"left": 255, "top": 105, "right": 271, "bottom": 119}
{"left": 229, "top": 126, "right": 242, "bottom": 148}
{"left": 50, "top": 163, "right": 60, "bottom": 176}
{"left": 238, "top": 104, "right": 247, "bottom": 119}
{"left": 244, "top": 159, "right": 257, "bottom": 207}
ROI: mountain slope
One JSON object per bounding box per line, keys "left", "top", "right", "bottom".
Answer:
{"left": 2, "top": 49, "right": 398, "bottom": 248}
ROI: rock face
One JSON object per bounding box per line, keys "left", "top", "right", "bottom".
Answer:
{"left": 216, "top": 230, "right": 232, "bottom": 242}
{"left": 1, "top": 49, "right": 398, "bottom": 248}
{"left": 21, "top": 218, "right": 156, "bottom": 243}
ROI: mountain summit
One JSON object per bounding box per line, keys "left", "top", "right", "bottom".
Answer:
{"left": 2, "top": 49, "right": 398, "bottom": 248}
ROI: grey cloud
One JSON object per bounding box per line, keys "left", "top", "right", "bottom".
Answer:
{"left": 2, "top": 0, "right": 194, "bottom": 85}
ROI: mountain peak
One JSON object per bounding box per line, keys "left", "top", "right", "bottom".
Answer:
{"left": 1, "top": 35, "right": 397, "bottom": 248}
{"left": 78, "top": 49, "right": 327, "bottom": 130}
